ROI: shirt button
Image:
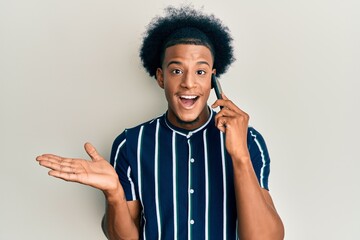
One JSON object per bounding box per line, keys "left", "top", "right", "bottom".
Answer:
{"left": 190, "top": 189, "right": 194, "bottom": 194}
{"left": 190, "top": 219, "right": 195, "bottom": 225}
{"left": 190, "top": 158, "right": 195, "bottom": 163}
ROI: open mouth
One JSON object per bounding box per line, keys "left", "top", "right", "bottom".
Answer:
{"left": 179, "top": 95, "right": 199, "bottom": 108}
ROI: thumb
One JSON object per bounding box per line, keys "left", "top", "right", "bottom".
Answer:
{"left": 84, "top": 142, "right": 101, "bottom": 161}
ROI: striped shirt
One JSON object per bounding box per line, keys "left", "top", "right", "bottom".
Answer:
{"left": 110, "top": 110, "right": 270, "bottom": 240}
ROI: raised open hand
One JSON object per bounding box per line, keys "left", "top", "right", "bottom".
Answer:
{"left": 36, "top": 143, "right": 120, "bottom": 194}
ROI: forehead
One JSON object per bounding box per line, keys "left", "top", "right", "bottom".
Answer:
{"left": 162, "top": 44, "right": 214, "bottom": 66}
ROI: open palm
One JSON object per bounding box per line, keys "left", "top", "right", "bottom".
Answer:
{"left": 36, "top": 143, "right": 119, "bottom": 193}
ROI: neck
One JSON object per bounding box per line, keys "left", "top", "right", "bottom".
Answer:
{"left": 166, "top": 107, "right": 210, "bottom": 131}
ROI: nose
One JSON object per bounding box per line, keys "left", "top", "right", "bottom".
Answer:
{"left": 180, "top": 72, "right": 196, "bottom": 89}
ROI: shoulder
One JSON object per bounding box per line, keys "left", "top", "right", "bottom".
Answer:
{"left": 112, "top": 114, "right": 164, "bottom": 144}
{"left": 246, "top": 126, "right": 271, "bottom": 165}
{"left": 247, "top": 126, "right": 268, "bottom": 149}
{"left": 110, "top": 115, "right": 164, "bottom": 162}
{"left": 247, "top": 126, "right": 271, "bottom": 190}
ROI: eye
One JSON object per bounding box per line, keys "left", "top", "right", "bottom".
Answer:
{"left": 197, "top": 70, "right": 206, "bottom": 75}
{"left": 171, "top": 69, "right": 183, "bottom": 75}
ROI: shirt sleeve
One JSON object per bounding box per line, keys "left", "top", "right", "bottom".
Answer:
{"left": 110, "top": 131, "right": 139, "bottom": 201}
{"left": 247, "top": 127, "right": 271, "bottom": 191}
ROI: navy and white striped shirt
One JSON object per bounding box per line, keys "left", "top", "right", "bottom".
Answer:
{"left": 110, "top": 109, "right": 270, "bottom": 240}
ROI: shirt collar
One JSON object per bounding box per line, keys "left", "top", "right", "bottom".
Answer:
{"left": 162, "top": 107, "right": 215, "bottom": 138}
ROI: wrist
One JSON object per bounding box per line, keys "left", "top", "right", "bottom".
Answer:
{"left": 229, "top": 146, "right": 251, "bottom": 162}
{"left": 103, "top": 183, "right": 126, "bottom": 205}
{"left": 231, "top": 154, "right": 252, "bottom": 169}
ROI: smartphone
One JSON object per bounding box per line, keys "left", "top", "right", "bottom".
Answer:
{"left": 211, "top": 74, "right": 223, "bottom": 109}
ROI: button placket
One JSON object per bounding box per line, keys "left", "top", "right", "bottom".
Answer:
{"left": 187, "top": 138, "right": 196, "bottom": 231}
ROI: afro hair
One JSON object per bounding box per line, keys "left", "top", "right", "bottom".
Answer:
{"left": 139, "top": 5, "right": 235, "bottom": 78}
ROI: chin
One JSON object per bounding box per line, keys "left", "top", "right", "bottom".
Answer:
{"left": 176, "top": 110, "right": 202, "bottom": 123}
{"left": 168, "top": 103, "right": 208, "bottom": 128}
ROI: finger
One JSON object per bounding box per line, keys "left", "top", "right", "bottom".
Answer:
{"left": 84, "top": 142, "right": 102, "bottom": 161}
{"left": 36, "top": 155, "right": 73, "bottom": 166}
{"left": 38, "top": 159, "right": 75, "bottom": 172}
{"left": 217, "top": 108, "right": 239, "bottom": 118}
{"left": 211, "top": 91, "right": 228, "bottom": 107}
{"left": 211, "top": 99, "right": 225, "bottom": 109}
{"left": 212, "top": 98, "right": 235, "bottom": 111}
{"left": 216, "top": 108, "right": 249, "bottom": 124}
{"left": 36, "top": 154, "right": 75, "bottom": 164}
{"left": 221, "top": 93, "right": 229, "bottom": 100}
{"left": 214, "top": 109, "right": 237, "bottom": 129}
{"left": 49, "top": 170, "right": 80, "bottom": 182}
{"left": 36, "top": 154, "right": 62, "bottom": 162}
{"left": 216, "top": 117, "right": 227, "bottom": 133}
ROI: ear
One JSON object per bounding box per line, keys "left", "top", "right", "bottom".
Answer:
{"left": 212, "top": 69, "right": 216, "bottom": 75}
{"left": 156, "top": 68, "right": 164, "bottom": 89}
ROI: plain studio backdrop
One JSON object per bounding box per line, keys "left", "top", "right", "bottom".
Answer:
{"left": 1, "top": 0, "right": 359, "bottom": 239}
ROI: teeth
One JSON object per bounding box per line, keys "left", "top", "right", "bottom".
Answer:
{"left": 181, "top": 95, "right": 197, "bottom": 99}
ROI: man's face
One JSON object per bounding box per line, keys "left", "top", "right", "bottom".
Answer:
{"left": 156, "top": 44, "right": 215, "bottom": 130}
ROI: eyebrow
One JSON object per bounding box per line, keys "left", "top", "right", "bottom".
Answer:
{"left": 166, "top": 60, "right": 211, "bottom": 68}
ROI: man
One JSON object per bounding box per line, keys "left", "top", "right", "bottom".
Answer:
{"left": 36, "top": 5, "right": 284, "bottom": 240}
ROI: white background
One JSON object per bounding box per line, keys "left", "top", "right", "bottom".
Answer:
{"left": 1, "top": 0, "right": 359, "bottom": 239}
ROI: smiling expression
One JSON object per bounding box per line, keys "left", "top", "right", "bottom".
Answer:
{"left": 156, "top": 44, "right": 215, "bottom": 130}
